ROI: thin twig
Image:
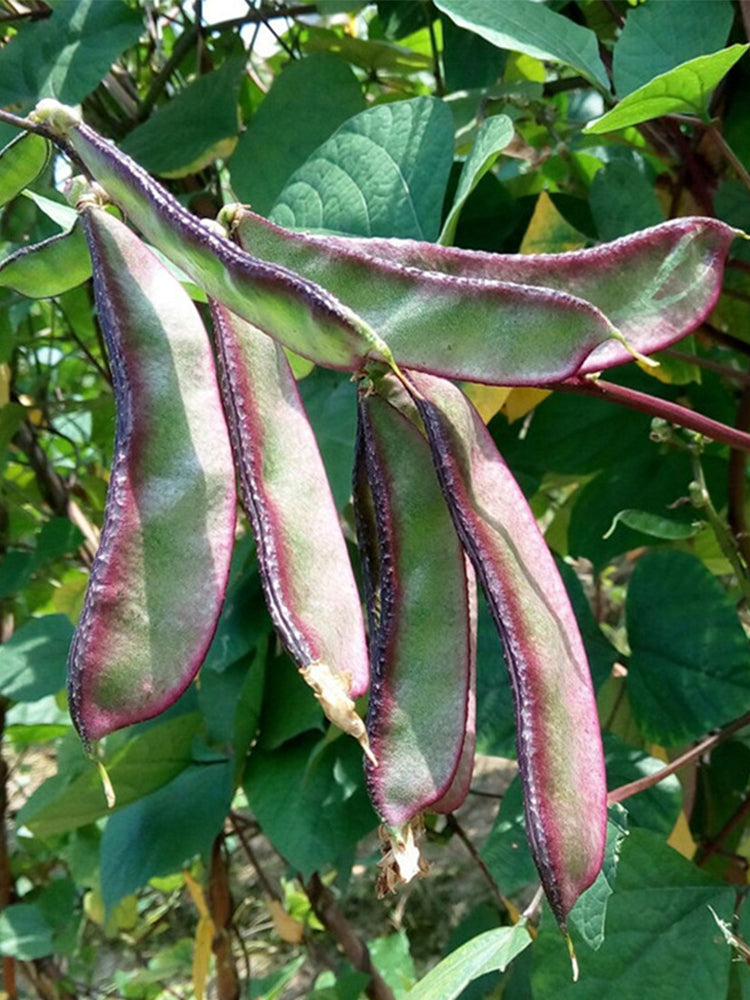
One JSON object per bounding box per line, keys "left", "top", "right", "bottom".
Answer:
{"left": 443, "top": 814, "right": 519, "bottom": 920}
{"left": 229, "top": 813, "right": 281, "bottom": 901}
{"left": 304, "top": 873, "right": 396, "bottom": 1000}
{"left": 608, "top": 708, "right": 750, "bottom": 805}
{"left": 557, "top": 376, "right": 750, "bottom": 452}
{"left": 424, "top": 1, "right": 444, "bottom": 97}
{"left": 696, "top": 795, "right": 750, "bottom": 867}
{"left": 729, "top": 385, "right": 750, "bottom": 568}
{"left": 661, "top": 348, "right": 750, "bottom": 386}
{"left": 690, "top": 445, "right": 750, "bottom": 605}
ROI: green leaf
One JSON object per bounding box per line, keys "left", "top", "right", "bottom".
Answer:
{"left": 434, "top": 0, "right": 609, "bottom": 90}
{"left": 604, "top": 735, "right": 682, "bottom": 837}
{"left": 100, "top": 760, "right": 233, "bottom": 911}
{"left": 121, "top": 59, "right": 244, "bottom": 177}
{"left": 0, "top": 403, "right": 25, "bottom": 470}
{"left": 0, "top": 132, "right": 49, "bottom": 207}
{"left": 481, "top": 776, "right": 538, "bottom": 896}
{"left": 19, "top": 712, "right": 204, "bottom": 836}
{"left": 0, "top": 614, "right": 73, "bottom": 702}
{"left": 567, "top": 805, "right": 629, "bottom": 951}
{"left": 442, "top": 14, "right": 506, "bottom": 93}
{"left": 0, "top": 0, "right": 143, "bottom": 107}
{"left": 257, "top": 653, "right": 324, "bottom": 751}
{"left": 406, "top": 923, "right": 532, "bottom": 1000}
{"left": 439, "top": 115, "right": 514, "bottom": 245}
{"left": 230, "top": 53, "right": 365, "bottom": 217}
{"left": 568, "top": 452, "right": 726, "bottom": 571}
{"left": 603, "top": 508, "right": 703, "bottom": 542}
{"left": 531, "top": 829, "right": 734, "bottom": 998}
{"left": 586, "top": 45, "right": 750, "bottom": 134}
{"left": 0, "top": 904, "right": 54, "bottom": 960}
{"left": 298, "top": 367, "right": 358, "bottom": 511}
{"left": 626, "top": 550, "right": 750, "bottom": 745}
{"left": 0, "top": 219, "right": 93, "bottom": 299}
{"left": 370, "top": 931, "right": 417, "bottom": 998}
{"left": 243, "top": 732, "right": 377, "bottom": 877}
{"left": 613, "top": 0, "right": 735, "bottom": 97}
{"left": 271, "top": 96, "right": 454, "bottom": 240}
{"left": 21, "top": 189, "right": 77, "bottom": 230}
{"left": 589, "top": 159, "right": 664, "bottom": 241}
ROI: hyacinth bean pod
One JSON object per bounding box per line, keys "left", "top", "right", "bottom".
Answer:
{"left": 0, "top": 221, "right": 91, "bottom": 297}
{"left": 230, "top": 208, "right": 740, "bottom": 382}
{"left": 231, "top": 208, "right": 619, "bottom": 387}
{"left": 427, "top": 552, "right": 477, "bottom": 816}
{"left": 354, "top": 387, "right": 475, "bottom": 884}
{"left": 209, "top": 300, "right": 371, "bottom": 750}
{"left": 68, "top": 205, "right": 236, "bottom": 744}
{"left": 404, "top": 370, "right": 606, "bottom": 930}
{"left": 32, "top": 99, "right": 394, "bottom": 374}
{"left": 0, "top": 131, "right": 49, "bottom": 207}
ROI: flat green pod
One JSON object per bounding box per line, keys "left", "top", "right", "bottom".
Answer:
{"left": 354, "top": 387, "right": 475, "bottom": 887}
{"left": 0, "top": 131, "right": 50, "bottom": 207}
{"left": 68, "top": 205, "right": 237, "bottom": 744}
{"left": 0, "top": 221, "right": 91, "bottom": 297}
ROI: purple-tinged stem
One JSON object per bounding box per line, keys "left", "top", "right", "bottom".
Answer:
{"left": 558, "top": 376, "right": 750, "bottom": 452}
{"left": 608, "top": 707, "right": 750, "bottom": 806}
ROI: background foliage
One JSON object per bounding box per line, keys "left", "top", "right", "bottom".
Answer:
{"left": 2, "top": 0, "right": 750, "bottom": 997}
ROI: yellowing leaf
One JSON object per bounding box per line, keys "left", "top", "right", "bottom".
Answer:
{"left": 193, "top": 914, "right": 214, "bottom": 1000}
{"left": 503, "top": 387, "right": 551, "bottom": 423}
{"left": 463, "top": 384, "right": 512, "bottom": 423}
{"left": 184, "top": 869, "right": 210, "bottom": 919}
{"left": 0, "top": 363, "right": 9, "bottom": 407}
{"left": 267, "top": 899, "right": 305, "bottom": 944}
{"left": 505, "top": 51, "right": 546, "bottom": 83}
{"left": 520, "top": 191, "right": 587, "bottom": 254}
{"left": 667, "top": 810, "right": 697, "bottom": 860}
{"left": 161, "top": 135, "right": 238, "bottom": 179}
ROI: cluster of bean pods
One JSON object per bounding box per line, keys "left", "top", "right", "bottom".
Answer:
{"left": 4, "top": 101, "right": 742, "bottom": 944}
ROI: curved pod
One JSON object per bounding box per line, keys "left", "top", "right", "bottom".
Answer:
{"left": 33, "top": 100, "right": 393, "bottom": 374}
{"left": 209, "top": 301, "right": 370, "bottom": 748}
{"left": 405, "top": 370, "right": 606, "bottom": 929}
{"left": 354, "top": 388, "right": 475, "bottom": 847}
{"left": 0, "top": 221, "right": 91, "bottom": 297}
{"left": 69, "top": 206, "right": 236, "bottom": 744}
{"left": 231, "top": 209, "right": 739, "bottom": 382}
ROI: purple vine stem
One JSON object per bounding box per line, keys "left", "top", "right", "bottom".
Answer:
{"left": 557, "top": 376, "right": 750, "bottom": 452}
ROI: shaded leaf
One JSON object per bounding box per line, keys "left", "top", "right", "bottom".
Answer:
{"left": 230, "top": 54, "right": 366, "bottom": 216}
{"left": 613, "top": 0, "right": 734, "bottom": 97}
{"left": 243, "top": 732, "right": 377, "bottom": 877}
{"left": 271, "top": 96, "right": 454, "bottom": 240}
{"left": 121, "top": 59, "right": 244, "bottom": 177}
{"left": 0, "top": 904, "right": 54, "bottom": 960}
{"left": 531, "top": 829, "right": 734, "bottom": 998}
{"left": 0, "top": 0, "right": 142, "bottom": 107}
{"left": 434, "top": 0, "right": 609, "bottom": 90}
{"left": 589, "top": 160, "right": 664, "bottom": 241}
{"left": 0, "top": 614, "right": 73, "bottom": 702}
{"left": 19, "top": 713, "right": 204, "bottom": 836}
{"left": 626, "top": 550, "right": 750, "bottom": 745}
{"left": 440, "top": 115, "right": 515, "bottom": 245}
{"left": 100, "top": 760, "right": 233, "bottom": 911}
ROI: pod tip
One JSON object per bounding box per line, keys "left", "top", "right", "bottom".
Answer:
{"left": 566, "top": 932, "right": 579, "bottom": 982}
{"left": 96, "top": 760, "right": 116, "bottom": 810}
